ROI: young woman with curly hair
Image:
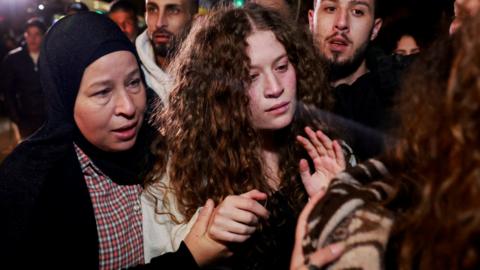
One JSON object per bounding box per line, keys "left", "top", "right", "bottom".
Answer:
{"left": 300, "top": 11, "right": 480, "bottom": 270}
{"left": 142, "top": 3, "right": 349, "bottom": 269}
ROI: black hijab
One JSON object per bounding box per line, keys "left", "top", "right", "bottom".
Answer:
{"left": 0, "top": 12, "right": 155, "bottom": 267}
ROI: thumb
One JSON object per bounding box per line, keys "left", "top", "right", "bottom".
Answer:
{"left": 241, "top": 189, "right": 268, "bottom": 201}
{"left": 194, "top": 199, "right": 215, "bottom": 233}
{"left": 299, "top": 159, "right": 312, "bottom": 186}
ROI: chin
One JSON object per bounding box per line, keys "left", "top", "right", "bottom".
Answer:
{"left": 261, "top": 116, "right": 294, "bottom": 131}
{"left": 107, "top": 139, "right": 137, "bottom": 152}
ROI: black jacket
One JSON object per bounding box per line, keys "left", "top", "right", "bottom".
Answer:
{"left": 0, "top": 45, "right": 46, "bottom": 137}
{"left": 0, "top": 13, "right": 198, "bottom": 270}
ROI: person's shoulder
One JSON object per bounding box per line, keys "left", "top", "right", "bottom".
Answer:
{"left": 2, "top": 46, "right": 28, "bottom": 65}
{"left": 5, "top": 46, "right": 25, "bottom": 58}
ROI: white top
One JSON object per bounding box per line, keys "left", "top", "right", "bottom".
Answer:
{"left": 135, "top": 30, "right": 173, "bottom": 105}
{"left": 141, "top": 172, "right": 200, "bottom": 263}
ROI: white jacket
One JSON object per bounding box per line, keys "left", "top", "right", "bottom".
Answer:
{"left": 135, "top": 30, "right": 173, "bottom": 104}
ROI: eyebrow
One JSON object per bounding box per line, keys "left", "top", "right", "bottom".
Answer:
{"left": 321, "top": 0, "right": 372, "bottom": 10}
{"left": 349, "top": 0, "right": 372, "bottom": 10}
{"left": 88, "top": 68, "right": 140, "bottom": 89}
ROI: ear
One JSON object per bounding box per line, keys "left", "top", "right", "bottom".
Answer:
{"left": 370, "top": 18, "right": 383, "bottom": 41}
{"left": 308, "top": 9, "right": 315, "bottom": 33}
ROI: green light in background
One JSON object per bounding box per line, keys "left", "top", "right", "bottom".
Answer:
{"left": 233, "top": 0, "right": 245, "bottom": 7}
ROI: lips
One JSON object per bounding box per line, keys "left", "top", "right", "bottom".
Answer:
{"left": 327, "top": 35, "right": 350, "bottom": 53}
{"left": 153, "top": 34, "right": 170, "bottom": 44}
{"left": 266, "top": 101, "right": 290, "bottom": 115}
{"left": 112, "top": 122, "right": 138, "bottom": 141}
{"left": 153, "top": 30, "right": 172, "bottom": 44}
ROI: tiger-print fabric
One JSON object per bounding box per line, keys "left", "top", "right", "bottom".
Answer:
{"left": 302, "top": 159, "right": 395, "bottom": 270}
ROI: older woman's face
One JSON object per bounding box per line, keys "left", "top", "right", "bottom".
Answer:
{"left": 74, "top": 51, "right": 146, "bottom": 152}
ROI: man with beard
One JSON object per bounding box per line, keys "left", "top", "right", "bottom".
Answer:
{"left": 309, "top": 0, "right": 404, "bottom": 132}
{"left": 136, "top": 0, "right": 198, "bottom": 103}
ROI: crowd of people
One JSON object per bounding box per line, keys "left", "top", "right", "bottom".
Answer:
{"left": 1, "top": 0, "right": 479, "bottom": 269}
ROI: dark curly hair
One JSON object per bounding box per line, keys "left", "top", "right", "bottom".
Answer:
{"left": 387, "top": 13, "right": 480, "bottom": 270}
{"left": 146, "top": 4, "right": 331, "bottom": 222}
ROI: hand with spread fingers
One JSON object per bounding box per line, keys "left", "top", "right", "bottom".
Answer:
{"left": 290, "top": 191, "right": 345, "bottom": 270}
{"left": 296, "top": 126, "right": 346, "bottom": 197}
{"left": 207, "top": 189, "right": 270, "bottom": 244}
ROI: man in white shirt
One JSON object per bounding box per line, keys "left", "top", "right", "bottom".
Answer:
{"left": 136, "top": 0, "right": 198, "bottom": 103}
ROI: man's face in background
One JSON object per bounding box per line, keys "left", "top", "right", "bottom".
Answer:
{"left": 145, "top": 0, "right": 194, "bottom": 57}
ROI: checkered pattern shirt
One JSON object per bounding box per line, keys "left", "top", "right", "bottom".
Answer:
{"left": 75, "top": 144, "right": 144, "bottom": 269}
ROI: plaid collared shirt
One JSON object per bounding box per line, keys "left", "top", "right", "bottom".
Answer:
{"left": 75, "top": 144, "right": 144, "bottom": 269}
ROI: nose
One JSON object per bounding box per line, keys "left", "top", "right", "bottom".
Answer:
{"left": 264, "top": 72, "right": 284, "bottom": 98}
{"left": 334, "top": 9, "right": 349, "bottom": 32}
{"left": 119, "top": 22, "right": 127, "bottom": 33}
{"left": 114, "top": 90, "right": 136, "bottom": 118}
{"left": 156, "top": 10, "right": 167, "bottom": 28}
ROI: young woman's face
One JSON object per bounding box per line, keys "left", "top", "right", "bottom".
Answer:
{"left": 74, "top": 51, "right": 146, "bottom": 152}
{"left": 246, "top": 30, "right": 297, "bottom": 131}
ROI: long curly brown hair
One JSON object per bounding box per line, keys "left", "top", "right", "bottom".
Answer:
{"left": 389, "top": 14, "right": 480, "bottom": 270}
{"left": 146, "top": 3, "right": 331, "bottom": 221}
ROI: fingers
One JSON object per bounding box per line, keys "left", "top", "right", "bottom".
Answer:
{"left": 306, "top": 127, "right": 334, "bottom": 157}
{"left": 299, "top": 159, "right": 312, "bottom": 183}
{"left": 297, "top": 135, "right": 320, "bottom": 161}
{"left": 208, "top": 192, "right": 270, "bottom": 243}
{"left": 297, "top": 127, "right": 336, "bottom": 163}
{"left": 239, "top": 191, "right": 269, "bottom": 219}
{"left": 308, "top": 242, "right": 345, "bottom": 267}
{"left": 296, "top": 190, "right": 325, "bottom": 239}
{"left": 209, "top": 227, "right": 253, "bottom": 243}
{"left": 241, "top": 189, "right": 268, "bottom": 202}
{"left": 332, "top": 140, "right": 346, "bottom": 169}
{"left": 290, "top": 191, "right": 327, "bottom": 270}
{"left": 195, "top": 199, "right": 215, "bottom": 233}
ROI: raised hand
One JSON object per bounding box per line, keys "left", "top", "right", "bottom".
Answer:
{"left": 207, "top": 189, "right": 269, "bottom": 243}
{"left": 297, "top": 126, "right": 346, "bottom": 197}
{"left": 290, "top": 191, "right": 345, "bottom": 270}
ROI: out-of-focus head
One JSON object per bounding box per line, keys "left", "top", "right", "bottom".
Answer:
{"left": 249, "top": 0, "right": 292, "bottom": 19}
{"left": 308, "top": 0, "right": 382, "bottom": 80}
{"left": 394, "top": 34, "right": 420, "bottom": 56}
{"left": 449, "top": 0, "right": 480, "bottom": 35}
{"left": 145, "top": 0, "right": 198, "bottom": 58}
{"left": 24, "top": 18, "right": 46, "bottom": 53}
{"left": 248, "top": 0, "right": 312, "bottom": 25}
{"left": 394, "top": 13, "right": 480, "bottom": 269}
{"left": 66, "top": 2, "right": 90, "bottom": 15}
{"left": 109, "top": 0, "right": 139, "bottom": 42}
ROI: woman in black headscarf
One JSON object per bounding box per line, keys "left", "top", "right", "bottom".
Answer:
{"left": 0, "top": 12, "right": 223, "bottom": 269}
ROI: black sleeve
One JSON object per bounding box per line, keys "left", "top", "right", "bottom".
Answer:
{"left": 0, "top": 55, "right": 19, "bottom": 123}
{"left": 127, "top": 242, "right": 200, "bottom": 270}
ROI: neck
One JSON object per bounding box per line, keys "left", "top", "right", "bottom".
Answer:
{"left": 155, "top": 55, "right": 169, "bottom": 70}
{"left": 331, "top": 60, "right": 369, "bottom": 87}
{"left": 259, "top": 130, "right": 283, "bottom": 190}
{"left": 28, "top": 47, "right": 39, "bottom": 54}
